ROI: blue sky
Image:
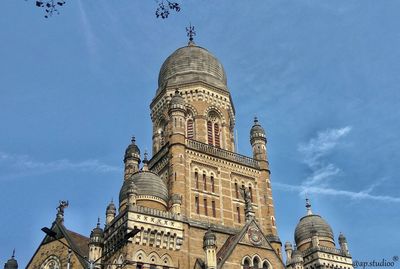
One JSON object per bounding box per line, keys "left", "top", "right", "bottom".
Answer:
{"left": 1, "top": 0, "right": 400, "bottom": 266}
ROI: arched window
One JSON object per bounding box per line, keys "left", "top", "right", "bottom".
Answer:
{"left": 237, "top": 206, "right": 241, "bottom": 223}
{"left": 203, "top": 173, "right": 207, "bottom": 191}
{"left": 249, "top": 186, "right": 253, "bottom": 202}
{"left": 235, "top": 182, "right": 239, "bottom": 198}
{"left": 187, "top": 119, "right": 194, "bottom": 139}
{"left": 243, "top": 258, "right": 251, "bottom": 269}
{"left": 136, "top": 263, "right": 143, "bottom": 269}
{"left": 204, "top": 198, "right": 208, "bottom": 216}
{"left": 195, "top": 196, "right": 199, "bottom": 214}
{"left": 195, "top": 171, "right": 199, "bottom": 189}
{"left": 212, "top": 200, "right": 216, "bottom": 217}
{"left": 211, "top": 176, "right": 215, "bottom": 192}
{"left": 263, "top": 261, "right": 269, "bottom": 269}
{"left": 253, "top": 257, "right": 260, "bottom": 269}
{"left": 214, "top": 123, "right": 220, "bottom": 148}
{"left": 207, "top": 121, "right": 213, "bottom": 145}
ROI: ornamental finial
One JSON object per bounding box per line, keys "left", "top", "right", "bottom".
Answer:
{"left": 186, "top": 23, "right": 196, "bottom": 45}
{"left": 305, "top": 197, "right": 312, "bottom": 215}
{"left": 56, "top": 200, "right": 69, "bottom": 220}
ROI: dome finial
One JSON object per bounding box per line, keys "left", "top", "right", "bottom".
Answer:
{"left": 254, "top": 116, "right": 259, "bottom": 124}
{"left": 305, "top": 197, "right": 313, "bottom": 215}
{"left": 12, "top": 249, "right": 15, "bottom": 259}
{"left": 97, "top": 217, "right": 100, "bottom": 228}
{"left": 186, "top": 23, "right": 196, "bottom": 46}
{"left": 131, "top": 136, "right": 136, "bottom": 144}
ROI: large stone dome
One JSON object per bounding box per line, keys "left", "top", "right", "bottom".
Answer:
{"left": 119, "top": 171, "right": 168, "bottom": 204}
{"left": 157, "top": 44, "right": 227, "bottom": 92}
{"left": 294, "top": 214, "right": 334, "bottom": 246}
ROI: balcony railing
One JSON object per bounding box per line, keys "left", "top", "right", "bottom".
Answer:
{"left": 186, "top": 139, "right": 259, "bottom": 169}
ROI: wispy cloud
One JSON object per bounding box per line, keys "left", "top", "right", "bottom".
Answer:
{"left": 278, "top": 126, "right": 400, "bottom": 203}
{"left": 77, "top": 0, "right": 97, "bottom": 56}
{"left": 275, "top": 182, "right": 400, "bottom": 203}
{"left": 0, "top": 151, "right": 119, "bottom": 179}
{"left": 298, "top": 126, "right": 351, "bottom": 186}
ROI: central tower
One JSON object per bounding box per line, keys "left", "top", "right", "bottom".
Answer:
{"left": 106, "top": 35, "right": 284, "bottom": 269}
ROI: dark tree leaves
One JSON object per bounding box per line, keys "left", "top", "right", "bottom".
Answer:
{"left": 31, "top": 0, "right": 181, "bottom": 19}
{"left": 155, "top": 0, "right": 181, "bottom": 19}
{"left": 34, "top": 0, "right": 65, "bottom": 18}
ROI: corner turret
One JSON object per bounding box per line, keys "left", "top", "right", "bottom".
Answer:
{"left": 250, "top": 117, "right": 269, "bottom": 170}
{"left": 203, "top": 228, "right": 217, "bottom": 269}
{"left": 105, "top": 200, "right": 116, "bottom": 226}
{"left": 89, "top": 218, "right": 104, "bottom": 266}
{"left": 3, "top": 250, "right": 18, "bottom": 269}
{"left": 124, "top": 136, "right": 141, "bottom": 179}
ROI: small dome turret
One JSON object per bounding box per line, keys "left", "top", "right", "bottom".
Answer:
{"left": 250, "top": 117, "right": 266, "bottom": 144}
{"left": 294, "top": 199, "right": 334, "bottom": 250}
{"left": 90, "top": 218, "right": 104, "bottom": 243}
{"left": 338, "top": 233, "right": 347, "bottom": 244}
{"left": 106, "top": 200, "right": 116, "bottom": 215}
{"left": 203, "top": 228, "right": 217, "bottom": 249}
{"left": 4, "top": 250, "right": 18, "bottom": 269}
{"left": 285, "top": 241, "right": 293, "bottom": 250}
{"left": 124, "top": 137, "right": 141, "bottom": 162}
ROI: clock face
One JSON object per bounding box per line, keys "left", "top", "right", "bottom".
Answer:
{"left": 248, "top": 227, "right": 262, "bottom": 246}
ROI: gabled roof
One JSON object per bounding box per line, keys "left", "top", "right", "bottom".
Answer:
{"left": 216, "top": 219, "right": 284, "bottom": 269}
{"left": 26, "top": 220, "right": 89, "bottom": 269}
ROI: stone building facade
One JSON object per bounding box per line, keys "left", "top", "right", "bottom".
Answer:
{"left": 4, "top": 38, "right": 353, "bottom": 269}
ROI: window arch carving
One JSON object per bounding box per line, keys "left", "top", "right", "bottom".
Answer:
{"left": 40, "top": 256, "right": 61, "bottom": 269}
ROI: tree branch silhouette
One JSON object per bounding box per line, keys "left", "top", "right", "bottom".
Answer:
{"left": 31, "top": 0, "right": 181, "bottom": 19}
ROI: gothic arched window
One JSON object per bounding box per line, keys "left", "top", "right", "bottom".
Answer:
{"left": 263, "top": 261, "right": 269, "bottom": 269}
{"left": 195, "top": 196, "right": 200, "bottom": 214}
{"left": 195, "top": 171, "right": 199, "bottom": 189}
{"left": 207, "top": 121, "right": 213, "bottom": 145}
{"left": 243, "top": 258, "right": 251, "bottom": 269}
{"left": 204, "top": 198, "right": 208, "bottom": 216}
{"left": 212, "top": 200, "right": 216, "bottom": 217}
{"left": 235, "top": 182, "right": 239, "bottom": 198}
{"left": 214, "top": 123, "right": 220, "bottom": 148}
{"left": 253, "top": 257, "right": 260, "bottom": 269}
{"left": 211, "top": 176, "right": 215, "bottom": 192}
{"left": 187, "top": 119, "right": 194, "bottom": 139}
